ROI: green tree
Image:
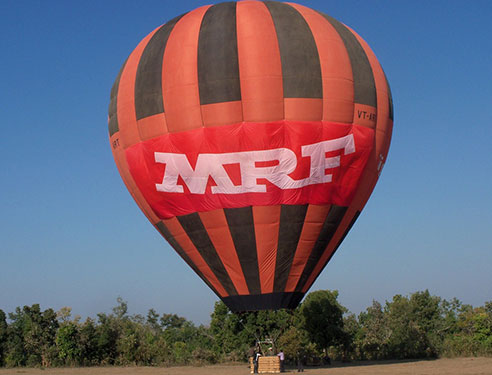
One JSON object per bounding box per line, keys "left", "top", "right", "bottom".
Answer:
{"left": 357, "top": 300, "right": 390, "bottom": 359}
{"left": 0, "top": 309, "right": 7, "bottom": 366}
{"left": 172, "top": 341, "right": 190, "bottom": 364}
{"left": 160, "top": 313, "right": 186, "bottom": 330}
{"left": 409, "top": 290, "right": 443, "bottom": 353}
{"left": 95, "top": 313, "right": 119, "bottom": 364}
{"left": 340, "top": 313, "right": 359, "bottom": 360}
{"left": 190, "top": 325, "right": 217, "bottom": 364}
{"left": 209, "top": 302, "right": 249, "bottom": 360}
{"left": 146, "top": 333, "right": 171, "bottom": 365}
{"left": 384, "top": 291, "right": 443, "bottom": 359}
{"left": 276, "top": 326, "right": 309, "bottom": 363}
{"left": 300, "top": 290, "right": 345, "bottom": 354}
{"left": 485, "top": 301, "right": 492, "bottom": 316}
{"left": 56, "top": 322, "right": 81, "bottom": 365}
{"left": 440, "top": 298, "right": 467, "bottom": 335}
{"left": 112, "top": 297, "right": 128, "bottom": 320}
{"left": 78, "top": 318, "right": 99, "bottom": 365}
{"left": 146, "top": 309, "right": 161, "bottom": 333}
{"left": 443, "top": 304, "right": 492, "bottom": 356}
{"left": 116, "top": 319, "right": 143, "bottom": 365}
{"left": 160, "top": 313, "right": 214, "bottom": 364}
{"left": 385, "top": 294, "right": 423, "bottom": 358}
{"left": 5, "top": 307, "right": 26, "bottom": 367}
{"left": 5, "top": 304, "right": 59, "bottom": 367}
{"left": 34, "top": 306, "right": 59, "bottom": 366}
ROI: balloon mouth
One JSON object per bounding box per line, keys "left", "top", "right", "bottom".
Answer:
{"left": 222, "top": 292, "right": 305, "bottom": 312}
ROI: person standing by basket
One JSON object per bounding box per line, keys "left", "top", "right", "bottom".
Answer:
{"left": 277, "top": 349, "right": 285, "bottom": 372}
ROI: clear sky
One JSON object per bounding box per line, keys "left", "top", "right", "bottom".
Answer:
{"left": 1, "top": 0, "right": 491, "bottom": 325}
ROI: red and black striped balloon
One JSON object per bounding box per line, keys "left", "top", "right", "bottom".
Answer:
{"left": 108, "top": 1, "right": 393, "bottom": 312}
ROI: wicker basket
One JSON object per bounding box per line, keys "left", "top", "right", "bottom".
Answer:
{"left": 250, "top": 356, "right": 280, "bottom": 373}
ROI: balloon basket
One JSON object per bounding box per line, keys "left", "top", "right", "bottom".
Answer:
{"left": 250, "top": 356, "right": 280, "bottom": 373}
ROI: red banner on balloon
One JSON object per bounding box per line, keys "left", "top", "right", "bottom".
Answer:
{"left": 125, "top": 121, "right": 374, "bottom": 219}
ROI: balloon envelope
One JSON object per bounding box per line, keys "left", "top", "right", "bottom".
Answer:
{"left": 108, "top": 1, "right": 393, "bottom": 312}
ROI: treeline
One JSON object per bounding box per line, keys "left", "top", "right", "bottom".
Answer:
{"left": 1, "top": 290, "right": 491, "bottom": 368}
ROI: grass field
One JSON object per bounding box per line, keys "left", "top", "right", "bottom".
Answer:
{"left": 0, "top": 358, "right": 491, "bottom": 375}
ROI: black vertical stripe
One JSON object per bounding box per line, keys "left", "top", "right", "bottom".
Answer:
{"left": 317, "top": 12, "right": 377, "bottom": 108}
{"left": 384, "top": 71, "right": 394, "bottom": 121}
{"left": 155, "top": 221, "right": 221, "bottom": 297}
{"left": 177, "top": 213, "right": 238, "bottom": 296}
{"left": 224, "top": 207, "right": 261, "bottom": 295}
{"left": 198, "top": 2, "right": 241, "bottom": 105}
{"left": 295, "top": 205, "right": 348, "bottom": 292}
{"left": 134, "top": 14, "right": 184, "bottom": 120}
{"left": 264, "top": 1, "right": 322, "bottom": 98}
{"left": 273, "top": 205, "right": 308, "bottom": 292}
{"left": 108, "top": 59, "right": 127, "bottom": 136}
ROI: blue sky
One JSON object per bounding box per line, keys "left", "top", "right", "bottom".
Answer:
{"left": 1, "top": 0, "right": 491, "bottom": 325}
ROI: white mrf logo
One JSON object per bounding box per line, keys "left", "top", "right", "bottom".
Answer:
{"left": 155, "top": 134, "right": 355, "bottom": 194}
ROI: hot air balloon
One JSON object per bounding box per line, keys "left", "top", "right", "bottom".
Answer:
{"left": 108, "top": 1, "right": 393, "bottom": 312}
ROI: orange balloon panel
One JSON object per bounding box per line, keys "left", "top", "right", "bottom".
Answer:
{"left": 108, "top": 1, "right": 393, "bottom": 312}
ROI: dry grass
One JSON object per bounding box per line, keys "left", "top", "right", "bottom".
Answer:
{"left": 1, "top": 358, "right": 492, "bottom": 375}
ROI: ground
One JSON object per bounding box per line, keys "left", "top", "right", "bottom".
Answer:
{"left": 1, "top": 358, "right": 492, "bottom": 375}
